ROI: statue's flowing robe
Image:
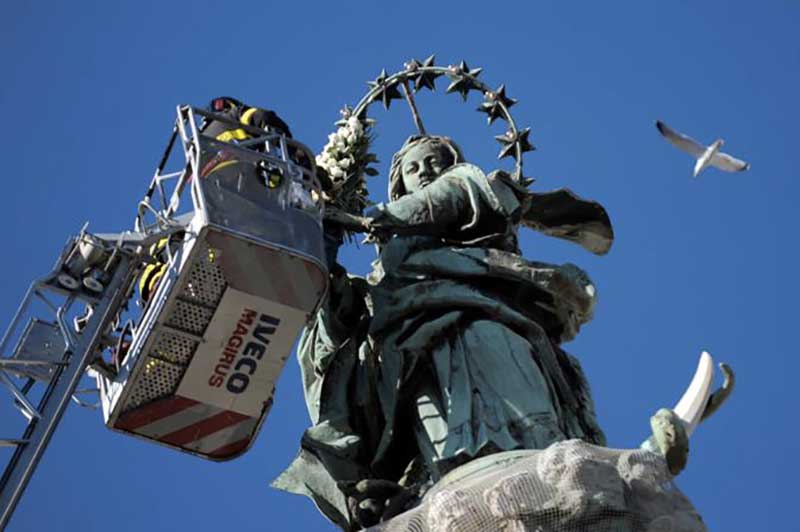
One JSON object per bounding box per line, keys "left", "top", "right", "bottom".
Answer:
{"left": 274, "top": 164, "right": 611, "bottom": 529}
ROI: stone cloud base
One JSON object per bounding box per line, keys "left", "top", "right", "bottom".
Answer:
{"left": 369, "top": 440, "right": 705, "bottom": 532}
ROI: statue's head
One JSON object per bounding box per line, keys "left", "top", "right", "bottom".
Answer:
{"left": 389, "top": 135, "right": 464, "bottom": 200}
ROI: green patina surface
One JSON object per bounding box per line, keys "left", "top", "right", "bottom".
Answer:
{"left": 273, "top": 136, "right": 615, "bottom": 529}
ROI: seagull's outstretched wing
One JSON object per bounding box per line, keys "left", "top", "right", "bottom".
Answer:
{"left": 711, "top": 152, "right": 750, "bottom": 172}
{"left": 656, "top": 120, "right": 705, "bottom": 157}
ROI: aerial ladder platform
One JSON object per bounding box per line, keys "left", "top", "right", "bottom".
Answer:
{"left": 0, "top": 105, "right": 328, "bottom": 529}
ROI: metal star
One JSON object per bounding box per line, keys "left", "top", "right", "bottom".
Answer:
{"left": 516, "top": 127, "right": 535, "bottom": 153}
{"left": 367, "top": 69, "right": 403, "bottom": 110}
{"left": 406, "top": 55, "right": 441, "bottom": 93}
{"left": 446, "top": 61, "right": 483, "bottom": 101}
{"left": 477, "top": 85, "right": 518, "bottom": 124}
{"left": 495, "top": 127, "right": 535, "bottom": 160}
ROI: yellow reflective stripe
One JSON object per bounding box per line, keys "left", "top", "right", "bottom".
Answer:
{"left": 148, "top": 237, "right": 170, "bottom": 256}
{"left": 139, "top": 263, "right": 159, "bottom": 295}
{"left": 214, "top": 108, "right": 260, "bottom": 143}
{"left": 216, "top": 129, "right": 250, "bottom": 143}
{"left": 148, "top": 267, "right": 165, "bottom": 292}
{"left": 139, "top": 262, "right": 167, "bottom": 301}
{"left": 140, "top": 236, "right": 171, "bottom": 300}
{"left": 240, "top": 107, "right": 258, "bottom": 125}
{"left": 217, "top": 107, "right": 258, "bottom": 142}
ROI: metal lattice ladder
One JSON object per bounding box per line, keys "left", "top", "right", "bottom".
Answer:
{"left": 0, "top": 234, "right": 139, "bottom": 530}
{"left": 0, "top": 104, "right": 325, "bottom": 530}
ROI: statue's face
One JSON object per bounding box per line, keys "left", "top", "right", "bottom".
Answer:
{"left": 400, "top": 142, "right": 454, "bottom": 194}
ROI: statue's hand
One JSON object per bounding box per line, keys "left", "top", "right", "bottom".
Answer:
{"left": 339, "top": 479, "right": 416, "bottom": 529}
{"left": 648, "top": 408, "right": 689, "bottom": 476}
{"left": 362, "top": 221, "right": 392, "bottom": 245}
{"left": 360, "top": 204, "right": 397, "bottom": 244}
{"left": 640, "top": 363, "right": 734, "bottom": 477}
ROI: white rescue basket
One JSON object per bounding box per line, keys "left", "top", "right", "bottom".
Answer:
{"left": 98, "top": 106, "right": 328, "bottom": 460}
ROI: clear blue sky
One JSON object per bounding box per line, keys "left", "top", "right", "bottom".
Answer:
{"left": 1, "top": 1, "right": 797, "bottom": 530}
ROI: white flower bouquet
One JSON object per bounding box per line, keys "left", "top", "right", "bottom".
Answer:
{"left": 316, "top": 113, "right": 377, "bottom": 215}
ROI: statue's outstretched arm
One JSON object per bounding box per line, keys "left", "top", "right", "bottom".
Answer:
{"left": 367, "top": 173, "right": 474, "bottom": 237}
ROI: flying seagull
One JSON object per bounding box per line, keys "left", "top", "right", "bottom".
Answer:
{"left": 656, "top": 120, "right": 750, "bottom": 177}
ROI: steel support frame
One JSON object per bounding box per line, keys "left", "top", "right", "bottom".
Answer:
{"left": 0, "top": 105, "right": 315, "bottom": 530}
{"left": 0, "top": 248, "right": 137, "bottom": 530}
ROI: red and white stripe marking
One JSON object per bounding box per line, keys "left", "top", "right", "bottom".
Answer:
{"left": 114, "top": 395, "right": 258, "bottom": 459}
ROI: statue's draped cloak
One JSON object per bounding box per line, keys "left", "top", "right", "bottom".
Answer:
{"left": 273, "top": 164, "right": 609, "bottom": 529}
